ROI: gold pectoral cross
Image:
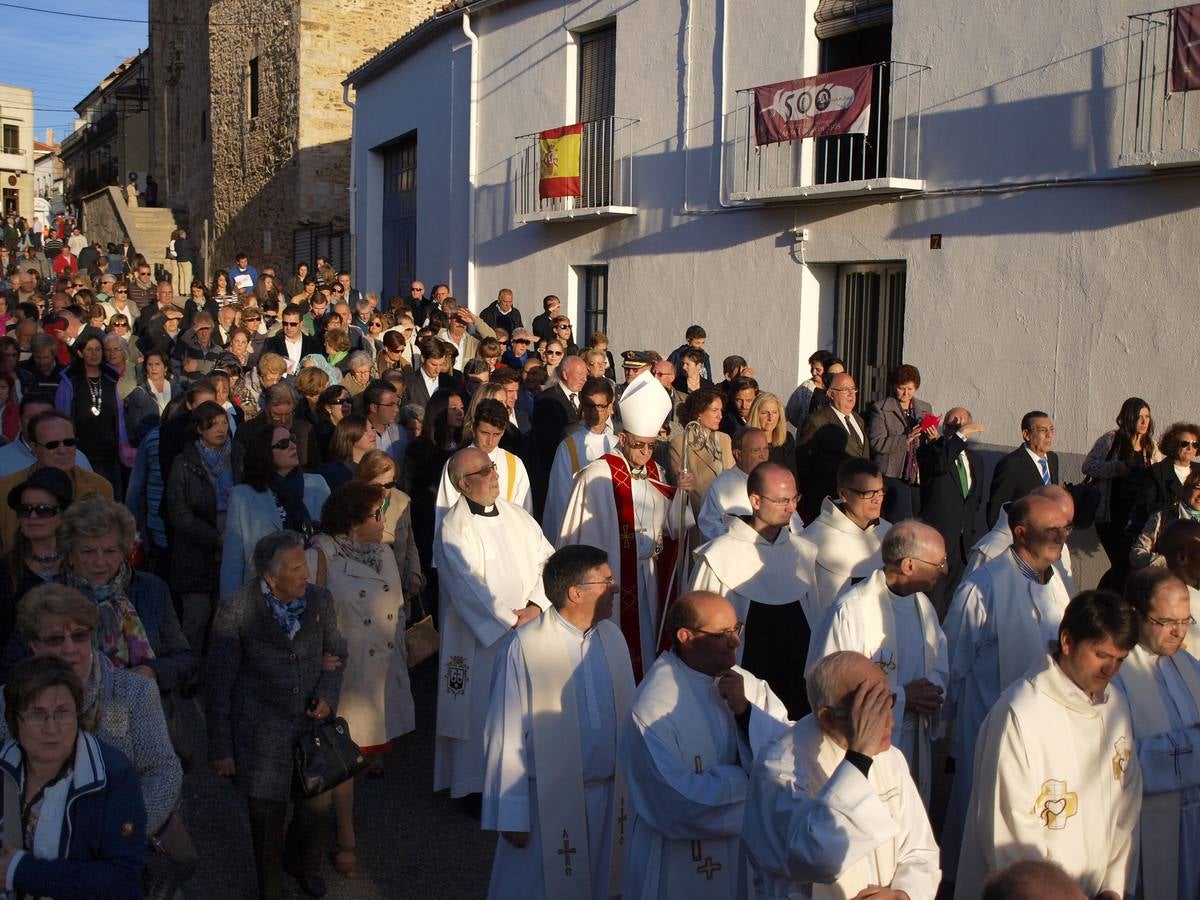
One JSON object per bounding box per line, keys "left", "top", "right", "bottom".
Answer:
{"left": 620, "top": 525, "right": 635, "bottom": 550}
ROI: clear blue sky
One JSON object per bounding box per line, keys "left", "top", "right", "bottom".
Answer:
{"left": 2, "top": 2, "right": 148, "bottom": 144}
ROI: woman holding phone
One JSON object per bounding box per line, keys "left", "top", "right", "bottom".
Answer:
{"left": 867, "top": 363, "right": 934, "bottom": 522}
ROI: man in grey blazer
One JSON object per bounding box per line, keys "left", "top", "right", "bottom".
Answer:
{"left": 795, "top": 372, "right": 870, "bottom": 522}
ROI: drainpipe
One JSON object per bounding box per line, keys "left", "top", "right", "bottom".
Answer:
{"left": 462, "top": 11, "right": 480, "bottom": 309}
{"left": 343, "top": 81, "right": 357, "bottom": 285}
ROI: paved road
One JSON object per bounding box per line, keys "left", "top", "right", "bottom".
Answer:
{"left": 182, "top": 658, "right": 494, "bottom": 899}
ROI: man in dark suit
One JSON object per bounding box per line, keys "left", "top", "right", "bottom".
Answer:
{"left": 795, "top": 371, "right": 870, "bottom": 522}
{"left": 478, "top": 287, "right": 523, "bottom": 334}
{"left": 529, "top": 355, "right": 587, "bottom": 516}
{"left": 986, "top": 409, "right": 1059, "bottom": 527}
{"left": 261, "top": 305, "right": 322, "bottom": 365}
{"left": 402, "top": 337, "right": 457, "bottom": 408}
{"left": 918, "top": 407, "right": 986, "bottom": 618}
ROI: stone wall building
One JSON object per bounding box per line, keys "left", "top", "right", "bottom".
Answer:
{"left": 149, "top": 0, "right": 441, "bottom": 280}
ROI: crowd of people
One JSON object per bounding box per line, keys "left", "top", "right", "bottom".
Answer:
{"left": 0, "top": 217, "right": 1196, "bottom": 900}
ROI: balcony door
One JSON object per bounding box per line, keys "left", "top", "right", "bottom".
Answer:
{"left": 381, "top": 135, "right": 418, "bottom": 299}
{"left": 835, "top": 263, "right": 906, "bottom": 408}
{"left": 816, "top": 22, "right": 891, "bottom": 184}
{"left": 578, "top": 25, "right": 615, "bottom": 206}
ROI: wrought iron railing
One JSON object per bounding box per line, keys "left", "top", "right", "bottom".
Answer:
{"left": 1120, "top": 8, "right": 1200, "bottom": 165}
{"left": 514, "top": 116, "right": 638, "bottom": 220}
{"left": 728, "top": 60, "right": 929, "bottom": 200}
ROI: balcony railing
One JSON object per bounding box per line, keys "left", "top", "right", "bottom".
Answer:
{"left": 1119, "top": 9, "right": 1200, "bottom": 168}
{"left": 727, "top": 60, "right": 929, "bottom": 202}
{"left": 514, "top": 116, "right": 638, "bottom": 223}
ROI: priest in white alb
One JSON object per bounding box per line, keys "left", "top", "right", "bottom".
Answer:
{"left": 542, "top": 377, "right": 619, "bottom": 541}
{"left": 558, "top": 370, "right": 694, "bottom": 680}
{"left": 690, "top": 462, "right": 819, "bottom": 718}
{"left": 744, "top": 651, "right": 941, "bottom": 900}
{"left": 1114, "top": 567, "right": 1200, "bottom": 900}
{"left": 804, "top": 459, "right": 892, "bottom": 618}
{"left": 941, "top": 494, "right": 1072, "bottom": 878}
{"left": 965, "top": 484, "right": 1076, "bottom": 592}
{"left": 619, "top": 591, "right": 791, "bottom": 899}
{"left": 1157, "top": 518, "right": 1200, "bottom": 651}
{"left": 697, "top": 427, "right": 772, "bottom": 541}
{"left": 955, "top": 590, "right": 1142, "bottom": 900}
{"left": 807, "top": 521, "right": 949, "bottom": 806}
{"left": 434, "top": 446, "right": 552, "bottom": 798}
{"left": 483, "top": 544, "right": 635, "bottom": 900}
{"left": 434, "top": 398, "right": 532, "bottom": 546}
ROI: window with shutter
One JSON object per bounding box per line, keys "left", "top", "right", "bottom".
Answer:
{"left": 813, "top": 0, "right": 892, "bottom": 40}
{"left": 577, "top": 25, "right": 616, "bottom": 206}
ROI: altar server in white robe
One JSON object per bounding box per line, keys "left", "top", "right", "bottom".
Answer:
{"left": 543, "top": 377, "right": 620, "bottom": 541}
{"left": 807, "top": 521, "right": 949, "bottom": 806}
{"left": 434, "top": 446, "right": 553, "bottom": 797}
{"left": 620, "top": 591, "right": 792, "bottom": 900}
{"left": 434, "top": 398, "right": 532, "bottom": 546}
{"left": 744, "top": 651, "right": 941, "bottom": 900}
{"left": 559, "top": 371, "right": 695, "bottom": 680}
{"left": 483, "top": 544, "right": 635, "bottom": 900}
{"left": 965, "top": 484, "right": 1076, "bottom": 592}
{"left": 941, "top": 494, "right": 1072, "bottom": 878}
{"left": 1157, "top": 518, "right": 1200, "bottom": 652}
{"left": 690, "top": 462, "right": 819, "bottom": 718}
{"left": 696, "top": 427, "right": 804, "bottom": 542}
{"left": 804, "top": 459, "right": 892, "bottom": 617}
{"left": 1115, "top": 567, "right": 1200, "bottom": 900}
{"left": 955, "top": 590, "right": 1142, "bottom": 900}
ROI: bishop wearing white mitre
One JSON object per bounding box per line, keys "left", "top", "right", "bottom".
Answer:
{"left": 940, "top": 495, "right": 1072, "bottom": 878}
{"left": 807, "top": 521, "right": 949, "bottom": 807}
{"left": 433, "top": 446, "right": 553, "bottom": 798}
{"left": 965, "top": 484, "right": 1076, "bottom": 593}
{"left": 955, "top": 591, "right": 1142, "bottom": 900}
{"left": 1114, "top": 568, "right": 1200, "bottom": 900}
{"left": 542, "top": 377, "right": 619, "bottom": 541}
{"left": 744, "top": 651, "right": 941, "bottom": 900}
{"left": 619, "top": 591, "right": 791, "bottom": 899}
{"left": 483, "top": 545, "right": 634, "bottom": 900}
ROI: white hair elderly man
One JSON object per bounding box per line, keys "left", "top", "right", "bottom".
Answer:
{"left": 743, "top": 651, "right": 941, "bottom": 899}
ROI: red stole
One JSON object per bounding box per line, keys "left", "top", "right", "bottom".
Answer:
{"left": 603, "top": 453, "right": 679, "bottom": 681}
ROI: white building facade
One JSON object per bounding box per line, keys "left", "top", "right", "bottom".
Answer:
{"left": 346, "top": 0, "right": 1200, "bottom": 481}
{"left": 0, "top": 85, "right": 36, "bottom": 222}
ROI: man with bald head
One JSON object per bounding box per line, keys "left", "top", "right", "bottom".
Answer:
{"left": 1157, "top": 517, "right": 1200, "bottom": 651}
{"left": 942, "top": 493, "right": 1074, "bottom": 879}
{"left": 808, "top": 521, "right": 949, "bottom": 805}
{"left": 982, "top": 860, "right": 1086, "bottom": 900}
{"left": 967, "top": 483, "right": 1077, "bottom": 594}
{"left": 744, "top": 651, "right": 941, "bottom": 899}
{"left": 1115, "top": 567, "right": 1200, "bottom": 899}
{"left": 795, "top": 371, "right": 870, "bottom": 522}
{"left": 691, "top": 462, "right": 819, "bottom": 718}
{"left": 433, "top": 446, "right": 554, "bottom": 799}
{"left": 697, "top": 427, "right": 795, "bottom": 542}
{"left": 620, "top": 590, "right": 791, "bottom": 899}
{"left": 917, "top": 406, "right": 986, "bottom": 617}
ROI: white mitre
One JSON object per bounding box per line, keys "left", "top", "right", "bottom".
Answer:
{"left": 618, "top": 370, "right": 672, "bottom": 438}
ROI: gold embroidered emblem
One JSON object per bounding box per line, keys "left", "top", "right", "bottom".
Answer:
{"left": 1033, "top": 779, "right": 1078, "bottom": 830}
{"left": 1111, "top": 736, "right": 1131, "bottom": 782}
{"left": 873, "top": 649, "right": 897, "bottom": 674}
{"left": 445, "top": 655, "right": 469, "bottom": 696}
{"left": 121, "top": 822, "right": 134, "bottom": 836}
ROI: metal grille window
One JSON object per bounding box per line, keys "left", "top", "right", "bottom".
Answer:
{"left": 248, "top": 57, "right": 260, "bottom": 119}
{"left": 835, "top": 264, "right": 905, "bottom": 407}
{"left": 579, "top": 265, "right": 609, "bottom": 346}
{"left": 578, "top": 25, "right": 616, "bottom": 206}
{"left": 293, "top": 225, "right": 350, "bottom": 279}
{"left": 381, "top": 135, "right": 418, "bottom": 300}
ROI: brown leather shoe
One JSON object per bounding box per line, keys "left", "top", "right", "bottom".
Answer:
{"left": 330, "top": 846, "right": 360, "bottom": 879}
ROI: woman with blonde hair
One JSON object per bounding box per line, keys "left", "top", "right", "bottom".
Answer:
{"left": 463, "top": 382, "right": 507, "bottom": 445}
{"left": 316, "top": 415, "right": 377, "bottom": 491}
{"left": 353, "top": 450, "right": 424, "bottom": 593}
{"left": 234, "top": 351, "right": 287, "bottom": 420}
{"left": 747, "top": 391, "right": 796, "bottom": 477}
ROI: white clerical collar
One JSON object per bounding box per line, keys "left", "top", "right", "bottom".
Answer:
{"left": 551, "top": 607, "right": 595, "bottom": 638}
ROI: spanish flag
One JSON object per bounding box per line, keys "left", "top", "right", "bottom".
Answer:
{"left": 538, "top": 124, "right": 583, "bottom": 199}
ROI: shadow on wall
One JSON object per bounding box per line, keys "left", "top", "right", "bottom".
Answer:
{"left": 212, "top": 138, "right": 351, "bottom": 273}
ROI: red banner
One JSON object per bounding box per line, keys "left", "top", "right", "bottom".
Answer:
{"left": 754, "top": 65, "right": 874, "bottom": 146}
{"left": 1174, "top": 4, "right": 1200, "bottom": 92}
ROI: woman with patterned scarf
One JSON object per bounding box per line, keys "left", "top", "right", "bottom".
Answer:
{"left": 166, "top": 400, "right": 245, "bottom": 655}
{"left": 307, "top": 481, "right": 414, "bottom": 880}
{"left": 219, "top": 423, "right": 330, "bottom": 598}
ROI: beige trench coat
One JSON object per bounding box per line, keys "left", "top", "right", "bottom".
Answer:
{"left": 308, "top": 535, "right": 416, "bottom": 747}
{"left": 381, "top": 488, "right": 424, "bottom": 594}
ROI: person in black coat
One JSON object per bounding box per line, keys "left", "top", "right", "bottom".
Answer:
{"left": 794, "top": 372, "right": 869, "bottom": 523}
{"left": 986, "top": 410, "right": 1059, "bottom": 527}
{"left": 261, "top": 311, "right": 323, "bottom": 361}
{"left": 917, "top": 408, "right": 986, "bottom": 618}
{"left": 529, "top": 356, "right": 586, "bottom": 516}
{"left": 1138, "top": 421, "right": 1200, "bottom": 521}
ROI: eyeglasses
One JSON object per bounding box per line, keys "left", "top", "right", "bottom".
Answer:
{"left": 466, "top": 461, "right": 498, "bottom": 478}
{"left": 545, "top": 350, "right": 564, "bottom": 357}
{"left": 19, "top": 708, "right": 77, "bottom": 728}
{"left": 829, "top": 387, "right": 859, "bottom": 395}
{"left": 369, "top": 321, "right": 383, "bottom": 329}
{"left": 330, "top": 398, "right": 353, "bottom": 408}
{"left": 759, "top": 495, "right": 799, "bottom": 506}
{"left": 577, "top": 576, "right": 616, "bottom": 587}
{"left": 371, "top": 507, "right": 384, "bottom": 521}
{"left": 1146, "top": 614, "right": 1197, "bottom": 630}
{"left": 110, "top": 322, "right": 129, "bottom": 330}
{"left": 243, "top": 316, "right": 261, "bottom": 322}
{"left": 34, "top": 438, "right": 78, "bottom": 450}
{"left": 909, "top": 556, "right": 949, "bottom": 572}
{"left": 555, "top": 323, "right": 571, "bottom": 330}
{"left": 33, "top": 627, "right": 93, "bottom": 649}
{"left": 624, "top": 438, "right": 659, "bottom": 450}
{"left": 282, "top": 321, "right": 301, "bottom": 329}
{"left": 1180, "top": 441, "right": 1200, "bottom": 450}
{"left": 17, "top": 503, "right": 60, "bottom": 518}
{"left": 271, "top": 435, "right": 297, "bottom": 450}
{"left": 689, "top": 621, "right": 745, "bottom": 640}
{"left": 410, "top": 287, "right": 424, "bottom": 292}
{"left": 114, "top": 289, "right": 128, "bottom": 295}
{"left": 580, "top": 401, "right": 610, "bottom": 411}
{"left": 845, "top": 486, "right": 886, "bottom": 499}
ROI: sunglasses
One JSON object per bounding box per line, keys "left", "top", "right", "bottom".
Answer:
{"left": 282, "top": 321, "right": 301, "bottom": 328}
{"left": 33, "top": 627, "right": 93, "bottom": 649}
{"left": 1181, "top": 441, "right": 1200, "bottom": 450}
{"left": 330, "top": 398, "right": 353, "bottom": 408}
{"left": 114, "top": 289, "right": 128, "bottom": 295}
{"left": 545, "top": 350, "right": 564, "bottom": 357}
{"left": 555, "top": 324, "right": 571, "bottom": 330}
{"left": 17, "top": 503, "right": 60, "bottom": 518}
{"left": 369, "top": 321, "right": 383, "bottom": 328}
{"left": 35, "top": 438, "right": 77, "bottom": 450}
{"left": 243, "top": 316, "right": 261, "bottom": 322}
{"left": 271, "top": 435, "right": 297, "bottom": 450}
{"left": 111, "top": 322, "right": 129, "bottom": 329}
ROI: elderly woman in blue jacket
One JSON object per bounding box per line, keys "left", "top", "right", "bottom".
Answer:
{"left": 219, "top": 423, "right": 330, "bottom": 596}
{"left": 0, "top": 656, "right": 146, "bottom": 900}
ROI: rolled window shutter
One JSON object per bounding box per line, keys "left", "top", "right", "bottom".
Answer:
{"left": 814, "top": 0, "right": 892, "bottom": 39}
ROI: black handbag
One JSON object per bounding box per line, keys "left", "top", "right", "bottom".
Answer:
{"left": 1065, "top": 480, "right": 1102, "bottom": 530}
{"left": 143, "top": 811, "right": 200, "bottom": 900}
{"left": 293, "top": 715, "right": 369, "bottom": 798}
